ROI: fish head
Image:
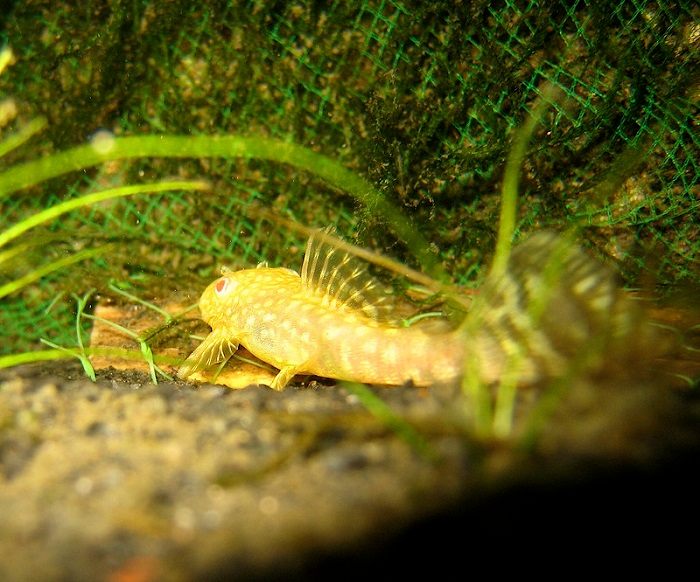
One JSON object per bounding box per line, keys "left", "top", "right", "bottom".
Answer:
{"left": 198, "top": 271, "right": 243, "bottom": 327}
{"left": 198, "top": 266, "right": 301, "bottom": 329}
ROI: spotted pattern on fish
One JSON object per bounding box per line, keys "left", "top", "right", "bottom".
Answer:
{"left": 178, "top": 230, "right": 645, "bottom": 390}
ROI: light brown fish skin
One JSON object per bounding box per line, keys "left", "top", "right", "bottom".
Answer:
{"left": 186, "top": 267, "right": 465, "bottom": 389}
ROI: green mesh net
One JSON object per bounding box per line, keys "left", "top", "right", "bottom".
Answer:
{"left": 1, "top": 1, "right": 698, "bottom": 357}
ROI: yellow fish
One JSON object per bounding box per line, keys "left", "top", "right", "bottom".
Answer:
{"left": 178, "top": 230, "right": 645, "bottom": 389}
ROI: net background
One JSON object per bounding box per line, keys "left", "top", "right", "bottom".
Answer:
{"left": 1, "top": 0, "right": 697, "bottom": 354}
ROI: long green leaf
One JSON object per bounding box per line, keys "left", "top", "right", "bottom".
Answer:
{"left": 0, "top": 246, "right": 109, "bottom": 299}
{"left": 0, "top": 180, "right": 209, "bottom": 248}
{"left": 0, "top": 134, "right": 445, "bottom": 281}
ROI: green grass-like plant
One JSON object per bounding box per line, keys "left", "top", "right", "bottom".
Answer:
{"left": 1, "top": 43, "right": 451, "bottom": 390}
{"left": 1, "top": 44, "right": 603, "bottom": 445}
{"left": 81, "top": 312, "right": 171, "bottom": 385}
{"left": 40, "top": 290, "right": 97, "bottom": 380}
{"left": 342, "top": 381, "right": 436, "bottom": 460}
{"left": 460, "top": 84, "right": 565, "bottom": 439}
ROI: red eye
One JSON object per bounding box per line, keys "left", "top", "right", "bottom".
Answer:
{"left": 213, "top": 276, "right": 238, "bottom": 297}
{"left": 215, "top": 278, "right": 229, "bottom": 295}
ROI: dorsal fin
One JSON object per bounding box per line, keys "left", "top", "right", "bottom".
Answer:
{"left": 300, "top": 228, "right": 395, "bottom": 322}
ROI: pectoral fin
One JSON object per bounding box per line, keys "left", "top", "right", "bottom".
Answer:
{"left": 178, "top": 328, "right": 239, "bottom": 379}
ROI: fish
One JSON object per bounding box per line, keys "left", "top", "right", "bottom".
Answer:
{"left": 178, "top": 229, "right": 650, "bottom": 390}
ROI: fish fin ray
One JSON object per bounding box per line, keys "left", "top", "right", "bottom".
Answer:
{"left": 178, "top": 328, "right": 239, "bottom": 379}
{"left": 300, "top": 227, "right": 396, "bottom": 322}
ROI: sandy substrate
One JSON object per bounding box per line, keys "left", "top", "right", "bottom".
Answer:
{"left": 1, "top": 360, "right": 698, "bottom": 581}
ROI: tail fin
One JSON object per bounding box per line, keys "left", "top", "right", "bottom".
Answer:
{"left": 467, "top": 231, "right": 658, "bottom": 384}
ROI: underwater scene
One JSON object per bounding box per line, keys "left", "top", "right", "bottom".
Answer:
{"left": 1, "top": 1, "right": 698, "bottom": 579}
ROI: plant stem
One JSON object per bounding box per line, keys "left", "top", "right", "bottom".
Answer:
{"left": 0, "top": 134, "right": 445, "bottom": 281}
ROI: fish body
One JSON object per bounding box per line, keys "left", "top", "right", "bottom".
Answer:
{"left": 179, "top": 230, "right": 647, "bottom": 390}
{"left": 178, "top": 265, "right": 464, "bottom": 388}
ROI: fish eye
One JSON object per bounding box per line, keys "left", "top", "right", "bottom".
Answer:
{"left": 214, "top": 277, "right": 236, "bottom": 296}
